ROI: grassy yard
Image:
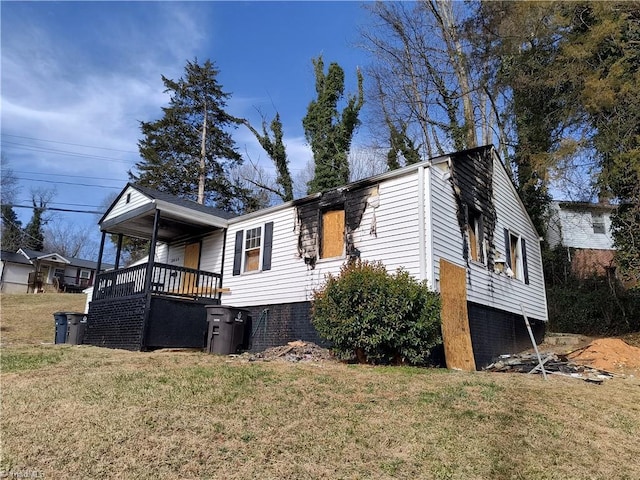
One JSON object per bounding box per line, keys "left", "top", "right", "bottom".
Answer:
{"left": 1, "top": 293, "right": 639, "bottom": 479}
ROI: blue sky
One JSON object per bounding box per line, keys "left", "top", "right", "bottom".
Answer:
{"left": 1, "top": 1, "right": 372, "bottom": 255}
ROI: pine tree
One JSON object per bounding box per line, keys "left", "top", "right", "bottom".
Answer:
{"left": 23, "top": 201, "right": 46, "bottom": 251}
{"left": 130, "top": 59, "right": 243, "bottom": 209}
{"left": 303, "top": 57, "right": 364, "bottom": 194}
{"left": 1, "top": 205, "right": 23, "bottom": 251}
{"left": 242, "top": 113, "right": 294, "bottom": 202}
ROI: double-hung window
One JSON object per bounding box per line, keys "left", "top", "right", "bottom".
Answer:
{"left": 504, "top": 228, "right": 529, "bottom": 284}
{"left": 79, "top": 269, "right": 91, "bottom": 287}
{"left": 232, "top": 222, "right": 274, "bottom": 275}
{"left": 592, "top": 213, "right": 605, "bottom": 234}
{"left": 244, "top": 227, "right": 262, "bottom": 272}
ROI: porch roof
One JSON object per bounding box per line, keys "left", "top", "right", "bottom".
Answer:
{"left": 100, "top": 184, "right": 235, "bottom": 242}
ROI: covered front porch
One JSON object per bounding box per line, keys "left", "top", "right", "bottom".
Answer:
{"left": 85, "top": 184, "right": 234, "bottom": 351}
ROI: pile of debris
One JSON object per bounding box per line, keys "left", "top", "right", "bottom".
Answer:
{"left": 484, "top": 352, "right": 615, "bottom": 383}
{"left": 485, "top": 337, "right": 640, "bottom": 382}
{"left": 246, "top": 340, "right": 334, "bottom": 363}
{"left": 567, "top": 338, "right": 640, "bottom": 374}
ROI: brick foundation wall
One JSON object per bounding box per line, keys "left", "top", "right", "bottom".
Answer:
{"left": 241, "top": 301, "right": 328, "bottom": 352}
{"left": 467, "top": 302, "right": 545, "bottom": 368}
{"left": 571, "top": 248, "right": 615, "bottom": 278}
{"left": 85, "top": 295, "right": 147, "bottom": 351}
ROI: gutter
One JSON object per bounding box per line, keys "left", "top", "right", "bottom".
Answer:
{"left": 418, "top": 165, "right": 427, "bottom": 282}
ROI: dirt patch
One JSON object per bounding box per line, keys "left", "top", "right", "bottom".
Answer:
{"left": 245, "top": 340, "right": 335, "bottom": 363}
{"left": 568, "top": 338, "right": 640, "bottom": 375}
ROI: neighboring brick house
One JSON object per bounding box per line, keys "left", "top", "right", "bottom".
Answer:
{"left": 547, "top": 201, "right": 616, "bottom": 278}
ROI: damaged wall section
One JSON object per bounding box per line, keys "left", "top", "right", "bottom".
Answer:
{"left": 449, "top": 146, "right": 497, "bottom": 271}
{"left": 295, "top": 184, "right": 376, "bottom": 268}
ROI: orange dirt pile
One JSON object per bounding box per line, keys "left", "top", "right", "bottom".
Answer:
{"left": 568, "top": 338, "right": 640, "bottom": 374}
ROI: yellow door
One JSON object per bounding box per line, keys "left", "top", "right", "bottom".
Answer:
{"left": 181, "top": 242, "right": 200, "bottom": 293}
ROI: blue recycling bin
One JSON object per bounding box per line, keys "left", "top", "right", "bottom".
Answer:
{"left": 53, "top": 312, "right": 68, "bottom": 344}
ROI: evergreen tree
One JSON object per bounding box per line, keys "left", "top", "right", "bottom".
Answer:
{"left": 242, "top": 113, "right": 294, "bottom": 202}
{"left": 0, "top": 155, "right": 23, "bottom": 251}
{"left": 1, "top": 205, "right": 23, "bottom": 251}
{"left": 130, "top": 59, "right": 243, "bottom": 210}
{"left": 387, "top": 120, "right": 421, "bottom": 170}
{"left": 23, "top": 199, "right": 46, "bottom": 251}
{"left": 303, "top": 56, "right": 364, "bottom": 194}
{"left": 562, "top": 2, "right": 640, "bottom": 285}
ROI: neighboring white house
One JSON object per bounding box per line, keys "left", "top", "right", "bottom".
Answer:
{"left": 88, "top": 145, "right": 548, "bottom": 367}
{"left": 547, "top": 201, "right": 616, "bottom": 277}
{"left": 0, "top": 248, "right": 111, "bottom": 294}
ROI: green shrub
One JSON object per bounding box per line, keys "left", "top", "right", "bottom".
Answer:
{"left": 311, "top": 260, "right": 442, "bottom": 365}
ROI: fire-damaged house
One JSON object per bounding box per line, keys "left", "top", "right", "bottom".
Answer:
{"left": 85, "top": 145, "right": 547, "bottom": 368}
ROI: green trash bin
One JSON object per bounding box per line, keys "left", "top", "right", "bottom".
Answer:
{"left": 65, "top": 312, "right": 87, "bottom": 345}
{"left": 205, "top": 305, "right": 249, "bottom": 355}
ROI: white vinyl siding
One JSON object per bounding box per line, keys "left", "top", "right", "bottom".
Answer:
{"left": 199, "top": 231, "right": 225, "bottom": 274}
{"left": 222, "top": 171, "right": 425, "bottom": 307}
{"left": 0, "top": 263, "right": 33, "bottom": 293}
{"left": 103, "top": 186, "right": 151, "bottom": 222}
{"left": 163, "top": 233, "right": 224, "bottom": 275}
{"left": 549, "top": 205, "right": 614, "bottom": 250}
{"left": 430, "top": 155, "right": 548, "bottom": 321}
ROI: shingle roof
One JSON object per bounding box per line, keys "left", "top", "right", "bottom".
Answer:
{"left": 15, "top": 249, "right": 113, "bottom": 270}
{"left": 131, "top": 184, "right": 237, "bottom": 220}
{"left": 1, "top": 250, "right": 31, "bottom": 265}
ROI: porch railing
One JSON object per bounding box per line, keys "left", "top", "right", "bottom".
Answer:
{"left": 93, "top": 262, "right": 222, "bottom": 301}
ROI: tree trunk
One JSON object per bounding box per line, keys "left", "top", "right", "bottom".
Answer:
{"left": 198, "top": 105, "right": 208, "bottom": 205}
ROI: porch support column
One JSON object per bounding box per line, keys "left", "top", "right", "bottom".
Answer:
{"left": 93, "top": 231, "right": 107, "bottom": 300}
{"left": 144, "top": 209, "right": 161, "bottom": 293}
{"left": 141, "top": 209, "right": 161, "bottom": 350}
{"left": 114, "top": 234, "right": 123, "bottom": 269}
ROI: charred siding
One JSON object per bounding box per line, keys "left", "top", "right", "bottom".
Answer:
{"left": 450, "top": 147, "right": 497, "bottom": 270}
{"left": 295, "top": 185, "right": 375, "bottom": 268}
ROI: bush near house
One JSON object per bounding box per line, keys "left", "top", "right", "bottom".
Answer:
{"left": 544, "top": 247, "right": 640, "bottom": 335}
{"left": 311, "top": 260, "right": 441, "bottom": 365}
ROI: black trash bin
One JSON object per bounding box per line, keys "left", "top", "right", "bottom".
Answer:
{"left": 205, "top": 305, "right": 249, "bottom": 355}
{"left": 53, "top": 312, "right": 68, "bottom": 344}
{"left": 65, "top": 312, "right": 87, "bottom": 345}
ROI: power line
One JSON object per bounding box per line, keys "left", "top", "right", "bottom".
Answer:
{"left": 17, "top": 200, "right": 105, "bottom": 208}
{"left": 14, "top": 170, "right": 126, "bottom": 182}
{"left": 16, "top": 177, "right": 122, "bottom": 189}
{"left": 4, "top": 204, "right": 104, "bottom": 215}
{"left": 1, "top": 133, "right": 139, "bottom": 154}
{"left": 3, "top": 141, "right": 136, "bottom": 164}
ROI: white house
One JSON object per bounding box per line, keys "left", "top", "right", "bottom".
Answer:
{"left": 86, "top": 145, "right": 548, "bottom": 368}
{"left": 547, "top": 201, "right": 616, "bottom": 278}
{"left": 0, "top": 248, "right": 111, "bottom": 294}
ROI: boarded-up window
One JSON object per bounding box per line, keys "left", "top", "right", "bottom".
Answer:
{"left": 321, "top": 209, "right": 345, "bottom": 259}
{"left": 244, "top": 227, "right": 262, "bottom": 272}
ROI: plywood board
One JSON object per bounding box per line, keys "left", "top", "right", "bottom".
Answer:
{"left": 322, "top": 210, "right": 345, "bottom": 258}
{"left": 439, "top": 259, "right": 476, "bottom": 371}
{"left": 181, "top": 242, "right": 200, "bottom": 293}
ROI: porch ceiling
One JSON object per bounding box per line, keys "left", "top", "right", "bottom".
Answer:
{"left": 101, "top": 206, "right": 221, "bottom": 242}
